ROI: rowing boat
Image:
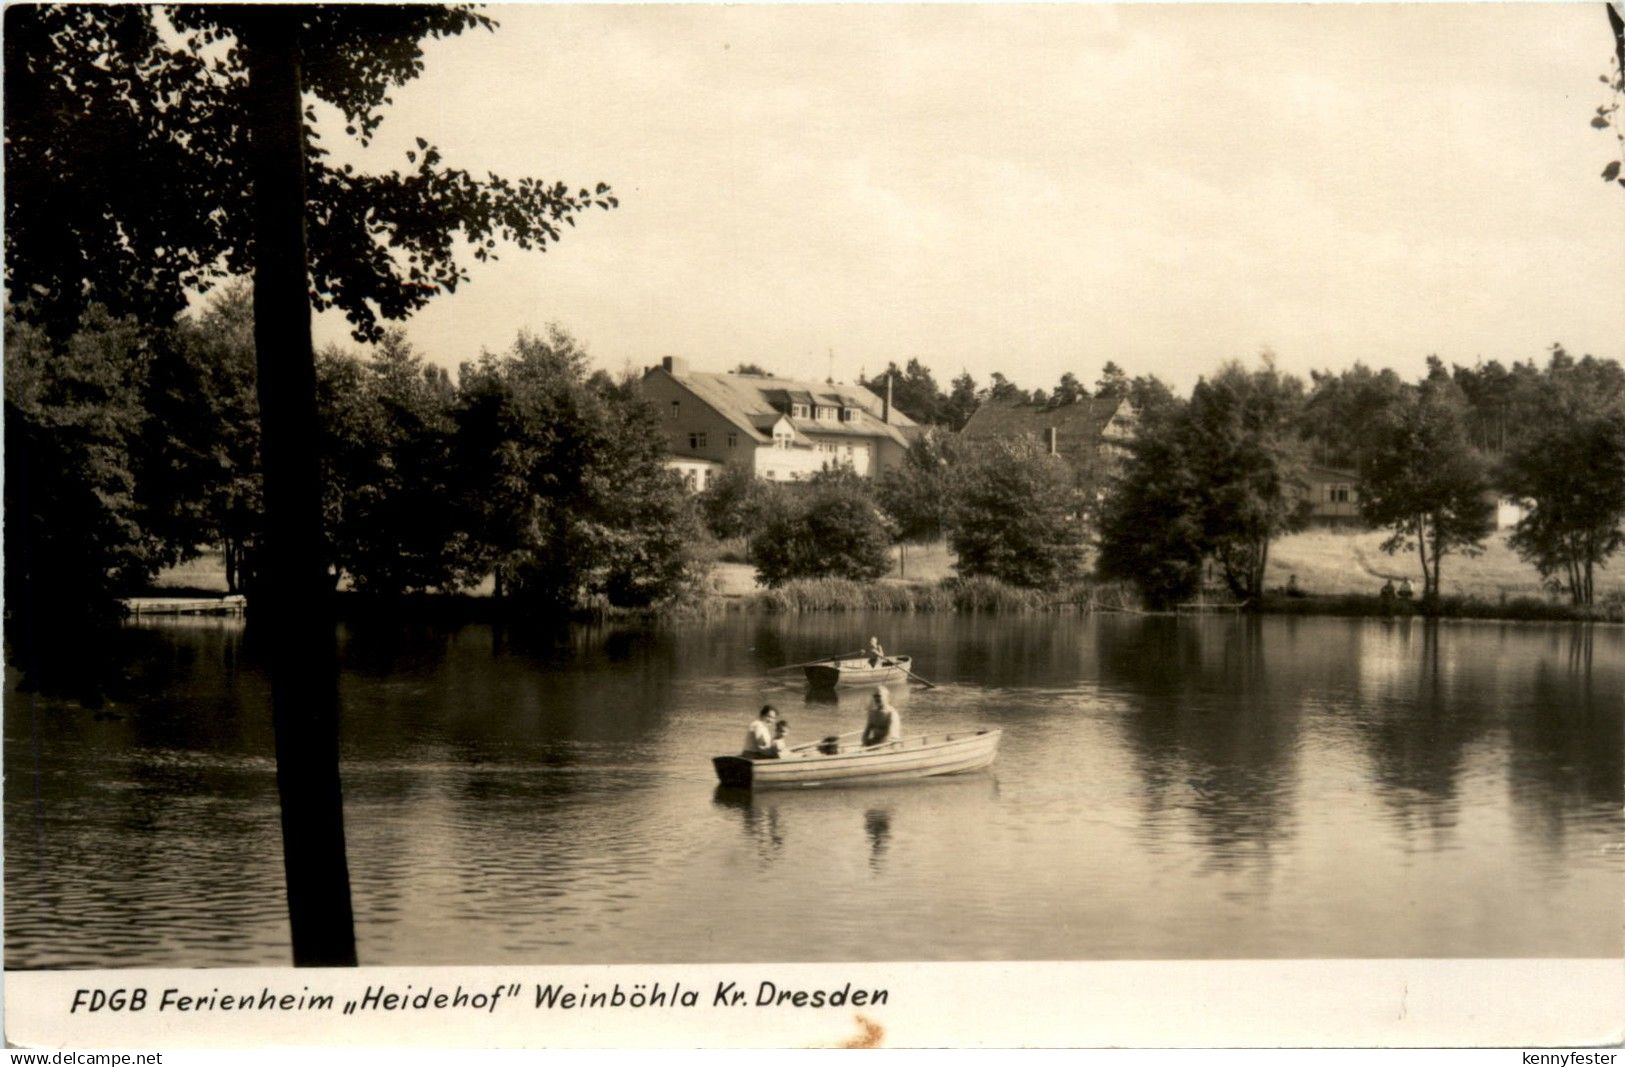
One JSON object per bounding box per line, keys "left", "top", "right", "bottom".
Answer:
{"left": 803, "top": 654, "right": 913, "bottom": 688}
{"left": 712, "top": 729, "right": 1001, "bottom": 789}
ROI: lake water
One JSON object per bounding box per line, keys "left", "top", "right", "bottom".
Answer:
{"left": 5, "top": 613, "right": 1620, "bottom": 968}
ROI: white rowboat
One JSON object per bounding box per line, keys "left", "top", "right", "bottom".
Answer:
{"left": 713, "top": 729, "right": 1001, "bottom": 789}
{"left": 803, "top": 655, "right": 913, "bottom": 688}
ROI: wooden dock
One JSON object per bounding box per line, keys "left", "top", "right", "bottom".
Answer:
{"left": 122, "top": 595, "right": 247, "bottom": 617}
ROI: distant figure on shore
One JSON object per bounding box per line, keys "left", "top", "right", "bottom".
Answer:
{"left": 862, "top": 687, "right": 901, "bottom": 748}
{"left": 743, "top": 705, "right": 779, "bottom": 758}
{"left": 868, "top": 636, "right": 887, "bottom": 666}
{"left": 1286, "top": 574, "right": 1305, "bottom": 598}
{"left": 1380, "top": 579, "right": 1395, "bottom": 600}
{"left": 1398, "top": 577, "right": 1414, "bottom": 600}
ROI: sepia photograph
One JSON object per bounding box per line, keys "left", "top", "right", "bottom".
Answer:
{"left": 3, "top": 1, "right": 1623, "bottom": 1050}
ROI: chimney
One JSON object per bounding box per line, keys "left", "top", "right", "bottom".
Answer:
{"left": 883, "top": 372, "right": 893, "bottom": 424}
{"left": 662, "top": 356, "right": 688, "bottom": 376}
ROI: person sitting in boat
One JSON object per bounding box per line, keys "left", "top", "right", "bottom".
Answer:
{"left": 769, "top": 719, "right": 792, "bottom": 758}
{"left": 867, "top": 636, "right": 887, "bottom": 667}
{"left": 742, "top": 705, "right": 779, "bottom": 758}
{"left": 861, "top": 687, "right": 901, "bottom": 748}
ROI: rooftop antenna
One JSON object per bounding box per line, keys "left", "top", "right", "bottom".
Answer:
{"left": 827, "top": 347, "right": 834, "bottom": 384}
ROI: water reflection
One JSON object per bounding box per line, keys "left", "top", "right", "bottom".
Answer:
{"left": 864, "top": 808, "right": 892, "bottom": 873}
{"left": 5, "top": 613, "right": 1620, "bottom": 966}
{"left": 1096, "top": 618, "right": 1302, "bottom": 868}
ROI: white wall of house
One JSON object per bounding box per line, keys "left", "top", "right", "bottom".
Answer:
{"left": 665, "top": 456, "right": 725, "bottom": 492}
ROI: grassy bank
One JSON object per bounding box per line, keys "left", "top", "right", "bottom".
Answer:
{"left": 141, "top": 532, "right": 1623, "bottom": 622}
{"left": 751, "top": 575, "right": 1135, "bottom": 613}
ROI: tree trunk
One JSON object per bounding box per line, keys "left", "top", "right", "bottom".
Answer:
{"left": 243, "top": 11, "right": 358, "bottom": 967}
{"left": 1415, "top": 516, "right": 1432, "bottom": 597}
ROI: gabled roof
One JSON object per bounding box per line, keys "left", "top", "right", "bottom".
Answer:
{"left": 960, "top": 395, "right": 1131, "bottom": 441}
{"left": 653, "top": 368, "right": 917, "bottom": 448}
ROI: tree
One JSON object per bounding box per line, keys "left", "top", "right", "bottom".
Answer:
{"left": 947, "top": 437, "right": 1087, "bottom": 589}
{"left": 1505, "top": 411, "right": 1625, "bottom": 605}
{"left": 1359, "top": 378, "right": 1495, "bottom": 600}
{"left": 453, "top": 328, "right": 700, "bottom": 610}
{"left": 1499, "top": 349, "right": 1625, "bottom": 605}
{"left": 4, "top": 5, "right": 617, "bottom": 966}
{"left": 861, "top": 358, "right": 947, "bottom": 425}
{"left": 1182, "top": 361, "right": 1312, "bottom": 601}
{"left": 1302, "top": 363, "right": 1410, "bottom": 469}
{"left": 1095, "top": 361, "right": 1129, "bottom": 400}
{"left": 943, "top": 371, "right": 980, "bottom": 431}
{"left": 4, "top": 311, "right": 156, "bottom": 695}
{"left": 753, "top": 470, "right": 893, "bottom": 586}
{"left": 1050, "top": 372, "right": 1090, "bottom": 407}
{"left": 166, "top": 287, "right": 264, "bottom": 594}
{"left": 987, "top": 372, "right": 1026, "bottom": 402}
{"left": 314, "top": 332, "right": 467, "bottom": 596}
{"left": 877, "top": 429, "right": 961, "bottom": 545}
{"left": 733, "top": 362, "right": 773, "bottom": 377}
{"left": 1096, "top": 393, "right": 1205, "bottom": 608}
{"left": 697, "top": 462, "right": 780, "bottom": 542}
{"left": 1098, "top": 363, "right": 1310, "bottom": 606}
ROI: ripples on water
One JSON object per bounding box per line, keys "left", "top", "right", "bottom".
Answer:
{"left": 5, "top": 614, "right": 1621, "bottom": 968}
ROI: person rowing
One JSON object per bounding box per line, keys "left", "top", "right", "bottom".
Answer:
{"left": 861, "top": 686, "right": 901, "bottom": 748}
{"left": 867, "top": 636, "right": 888, "bottom": 667}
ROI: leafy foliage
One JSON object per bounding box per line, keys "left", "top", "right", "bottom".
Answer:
{"left": 1183, "top": 362, "right": 1312, "bottom": 600}
{"left": 1094, "top": 395, "right": 1206, "bottom": 608}
{"left": 1358, "top": 377, "right": 1494, "bottom": 599}
{"left": 877, "top": 428, "right": 963, "bottom": 544}
{"left": 1097, "top": 362, "right": 1309, "bottom": 604}
{"left": 3, "top": 5, "right": 617, "bottom": 342}
{"left": 753, "top": 470, "right": 894, "bottom": 587}
{"left": 451, "top": 328, "right": 701, "bottom": 610}
{"left": 947, "top": 437, "right": 1087, "bottom": 589}
{"left": 315, "top": 332, "right": 464, "bottom": 595}
{"left": 1500, "top": 348, "right": 1625, "bottom": 605}
{"left": 696, "top": 462, "right": 780, "bottom": 541}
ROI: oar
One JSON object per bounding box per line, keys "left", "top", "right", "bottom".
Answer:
{"left": 890, "top": 660, "right": 938, "bottom": 689}
{"left": 766, "top": 649, "right": 866, "bottom": 673}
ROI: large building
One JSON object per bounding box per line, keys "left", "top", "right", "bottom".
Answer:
{"left": 639, "top": 357, "right": 919, "bottom": 490}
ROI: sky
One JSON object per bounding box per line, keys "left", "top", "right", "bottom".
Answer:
{"left": 308, "top": 4, "right": 1625, "bottom": 395}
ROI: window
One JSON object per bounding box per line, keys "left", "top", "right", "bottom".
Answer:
{"left": 840, "top": 407, "right": 853, "bottom": 422}
{"left": 1332, "top": 485, "right": 1351, "bottom": 503}
{"left": 669, "top": 401, "right": 679, "bottom": 419}
{"left": 727, "top": 432, "right": 737, "bottom": 448}
{"left": 846, "top": 444, "right": 854, "bottom": 457}
{"left": 765, "top": 469, "right": 776, "bottom": 479}
{"left": 688, "top": 432, "right": 707, "bottom": 449}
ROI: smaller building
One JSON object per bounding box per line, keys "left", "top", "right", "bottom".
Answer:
{"left": 1303, "top": 465, "right": 1360, "bottom": 525}
{"left": 958, "top": 394, "right": 1135, "bottom": 483}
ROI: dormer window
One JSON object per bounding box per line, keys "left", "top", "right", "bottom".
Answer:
{"left": 792, "top": 403, "right": 808, "bottom": 418}
{"left": 839, "top": 407, "right": 853, "bottom": 422}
